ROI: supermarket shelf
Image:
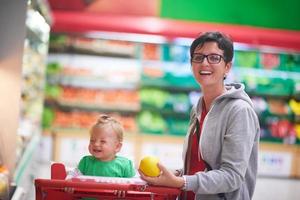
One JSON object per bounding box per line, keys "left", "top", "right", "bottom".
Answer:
{"left": 141, "top": 105, "right": 190, "bottom": 118}
{"left": 248, "top": 94, "right": 292, "bottom": 101}
{"left": 260, "top": 138, "right": 294, "bottom": 144}
{"left": 234, "top": 67, "right": 300, "bottom": 80}
{"left": 51, "top": 127, "right": 138, "bottom": 137}
{"left": 54, "top": 99, "right": 140, "bottom": 113}
{"left": 51, "top": 47, "right": 137, "bottom": 58}
{"left": 258, "top": 142, "right": 300, "bottom": 178}
{"left": 13, "top": 133, "right": 41, "bottom": 185}
{"left": 139, "top": 133, "right": 185, "bottom": 142}
{"left": 47, "top": 75, "right": 139, "bottom": 90}
{"left": 141, "top": 80, "right": 199, "bottom": 92}
{"left": 26, "top": 9, "right": 50, "bottom": 43}
{"left": 44, "top": 18, "right": 300, "bottom": 182}
{"left": 50, "top": 127, "right": 187, "bottom": 140}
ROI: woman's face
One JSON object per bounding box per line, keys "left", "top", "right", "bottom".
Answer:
{"left": 191, "top": 41, "right": 231, "bottom": 88}
{"left": 88, "top": 126, "right": 122, "bottom": 161}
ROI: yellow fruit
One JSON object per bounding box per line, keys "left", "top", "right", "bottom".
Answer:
{"left": 139, "top": 156, "right": 160, "bottom": 177}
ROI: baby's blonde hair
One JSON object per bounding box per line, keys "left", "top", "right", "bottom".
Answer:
{"left": 90, "top": 114, "right": 124, "bottom": 142}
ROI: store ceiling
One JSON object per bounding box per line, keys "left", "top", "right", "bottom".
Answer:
{"left": 47, "top": 0, "right": 300, "bottom": 52}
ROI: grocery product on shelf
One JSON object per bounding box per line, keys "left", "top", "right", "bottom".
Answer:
{"left": 0, "top": 156, "right": 9, "bottom": 200}
{"left": 47, "top": 33, "right": 300, "bottom": 142}
{"left": 44, "top": 53, "right": 140, "bottom": 134}
{"left": 0, "top": 167, "right": 9, "bottom": 200}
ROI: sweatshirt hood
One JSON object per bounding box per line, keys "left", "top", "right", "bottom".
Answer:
{"left": 195, "top": 83, "right": 253, "bottom": 116}
{"left": 222, "top": 83, "right": 253, "bottom": 107}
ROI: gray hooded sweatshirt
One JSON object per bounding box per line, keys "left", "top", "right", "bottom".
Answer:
{"left": 182, "top": 83, "right": 260, "bottom": 200}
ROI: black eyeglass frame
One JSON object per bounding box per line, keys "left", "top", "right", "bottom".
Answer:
{"left": 191, "top": 53, "right": 225, "bottom": 64}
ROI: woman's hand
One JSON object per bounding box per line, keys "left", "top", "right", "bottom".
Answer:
{"left": 138, "top": 162, "right": 184, "bottom": 188}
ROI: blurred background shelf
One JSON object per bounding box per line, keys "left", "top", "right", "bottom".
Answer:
{"left": 1, "top": 2, "right": 300, "bottom": 200}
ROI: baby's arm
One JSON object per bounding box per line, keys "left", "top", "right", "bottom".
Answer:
{"left": 64, "top": 167, "right": 83, "bottom": 193}
{"left": 65, "top": 167, "right": 82, "bottom": 179}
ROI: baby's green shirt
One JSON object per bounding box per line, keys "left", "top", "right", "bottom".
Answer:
{"left": 78, "top": 155, "right": 135, "bottom": 178}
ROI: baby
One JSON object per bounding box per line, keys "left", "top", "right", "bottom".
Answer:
{"left": 68, "top": 114, "right": 135, "bottom": 178}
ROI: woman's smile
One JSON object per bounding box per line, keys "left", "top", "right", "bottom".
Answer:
{"left": 199, "top": 70, "right": 212, "bottom": 75}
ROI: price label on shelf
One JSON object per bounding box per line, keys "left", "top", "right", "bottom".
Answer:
{"left": 258, "top": 150, "right": 293, "bottom": 177}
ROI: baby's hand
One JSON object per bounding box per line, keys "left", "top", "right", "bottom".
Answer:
{"left": 114, "top": 190, "right": 126, "bottom": 198}
{"left": 64, "top": 187, "right": 74, "bottom": 194}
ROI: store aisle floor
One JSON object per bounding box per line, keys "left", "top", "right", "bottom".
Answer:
{"left": 32, "top": 161, "right": 300, "bottom": 200}
{"left": 253, "top": 177, "right": 300, "bottom": 200}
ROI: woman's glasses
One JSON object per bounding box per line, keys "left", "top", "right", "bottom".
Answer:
{"left": 192, "top": 53, "right": 224, "bottom": 64}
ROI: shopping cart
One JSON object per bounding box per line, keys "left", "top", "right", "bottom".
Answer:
{"left": 34, "top": 163, "right": 181, "bottom": 200}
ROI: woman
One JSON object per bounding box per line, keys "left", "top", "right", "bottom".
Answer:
{"left": 139, "top": 31, "right": 260, "bottom": 200}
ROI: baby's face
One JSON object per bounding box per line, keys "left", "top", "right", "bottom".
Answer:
{"left": 88, "top": 127, "right": 121, "bottom": 161}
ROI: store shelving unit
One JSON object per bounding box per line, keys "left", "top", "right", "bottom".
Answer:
{"left": 41, "top": 9, "right": 300, "bottom": 177}
{"left": 231, "top": 48, "right": 300, "bottom": 178}
{"left": 42, "top": 35, "right": 141, "bottom": 169}
{"left": 11, "top": 1, "right": 51, "bottom": 199}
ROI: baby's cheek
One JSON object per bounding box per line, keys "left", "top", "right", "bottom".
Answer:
{"left": 88, "top": 144, "right": 93, "bottom": 154}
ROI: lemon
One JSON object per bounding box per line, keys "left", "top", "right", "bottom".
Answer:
{"left": 139, "top": 156, "right": 160, "bottom": 177}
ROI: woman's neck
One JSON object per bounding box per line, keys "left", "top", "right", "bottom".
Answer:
{"left": 202, "top": 85, "right": 226, "bottom": 111}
